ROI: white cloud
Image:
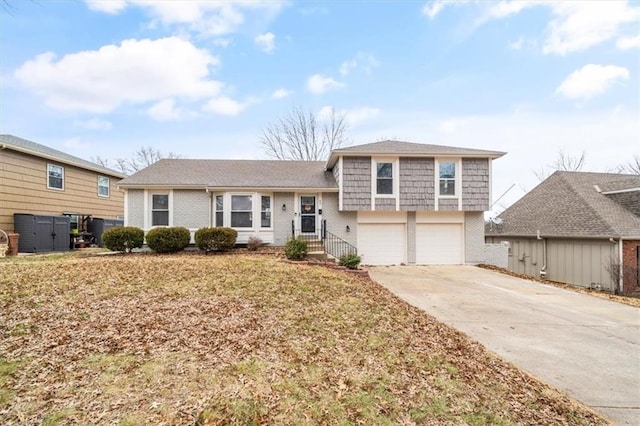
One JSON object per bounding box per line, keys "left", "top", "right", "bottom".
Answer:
{"left": 147, "top": 98, "right": 188, "bottom": 121}
{"left": 307, "top": 74, "right": 344, "bottom": 94}
{"left": 15, "top": 37, "right": 221, "bottom": 114}
{"left": 542, "top": 1, "right": 639, "bottom": 55}
{"left": 254, "top": 32, "right": 275, "bottom": 53}
{"left": 556, "top": 64, "right": 629, "bottom": 101}
{"left": 617, "top": 35, "right": 640, "bottom": 50}
{"left": 339, "top": 51, "right": 379, "bottom": 76}
{"left": 85, "top": 1, "right": 286, "bottom": 38}
{"left": 427, "top": 1, "right": 639, "bottom": 55}
{"left": 272, "top": 88, "right": 292, "bottom": 99}
{"left": 422, "top": 0, "right": 470, "bottom": 19}
{"left": 85, "top": 0, "right": 127, "bottom": 14}
{"left": 202, "top": 96, "right": 247, "bottom": 116}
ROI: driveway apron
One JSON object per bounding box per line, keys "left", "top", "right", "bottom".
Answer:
{"left": 369, "top": 265, "right": 640, "bottom": 425}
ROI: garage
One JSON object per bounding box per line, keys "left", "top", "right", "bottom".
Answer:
{"left": 415, "top": 212, "right": 464, "bottom": 265}
{"left": 357, "top": 212, "right": 407, "bottom": 265}
{"left": 416, "top": 223, "right": 463, "bottom": 265}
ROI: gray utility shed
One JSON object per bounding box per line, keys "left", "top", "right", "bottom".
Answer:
{"left": 486, "top": 171, "right": 640, "bottom": 295}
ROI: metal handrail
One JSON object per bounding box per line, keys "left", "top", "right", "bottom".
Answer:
{"left": 323, "top": 230, "right": 357, "bottom": 259}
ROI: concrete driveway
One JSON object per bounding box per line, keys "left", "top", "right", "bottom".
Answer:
{"left": 369, "top": 265, "right": 640, "bottom": 425}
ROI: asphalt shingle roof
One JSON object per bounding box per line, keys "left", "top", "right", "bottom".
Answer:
{"left": 327, "top": 140, "right": 505, "bottom": 168}
{"left": 117, "top": 159, "right": 337, "bottom": 189}
{"left": 487, "top": 171, "right": 640, "bottom": 238}
{"left": 0, "top": 134, "right": 126, "bottom": 178}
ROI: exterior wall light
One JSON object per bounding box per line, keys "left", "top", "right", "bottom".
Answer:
{"left": 282, "top": 203, "right": 287, "bottom": 211}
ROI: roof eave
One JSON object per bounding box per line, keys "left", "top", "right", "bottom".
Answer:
{"left": 326, "top": 150, "right": 506, "bottom": 169}
{"left": 3, "top": 142, "right": 127, "bottom": 179}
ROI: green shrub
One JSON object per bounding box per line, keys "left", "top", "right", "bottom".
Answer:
{"left": 102, "top": 226, "right": 144, "bottom": 252}
{"left": 339, "top": 253, "right": 361, "bottom": 270}
{"left": 247, "top": 236, "right": 263, "bottom": 251}
{"left": 284, "top": 238, "right": 307, "bottom": 260}
{"left": 194, "top": 227, "right": 238, "bottom": 252}
{"left": 145, "top": 227, "right": 191, "bottom": 253}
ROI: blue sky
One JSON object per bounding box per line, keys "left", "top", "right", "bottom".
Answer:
{"left": 1, "top": 0, "right": 638, "bottom": 212}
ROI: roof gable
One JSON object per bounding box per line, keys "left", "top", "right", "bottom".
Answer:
{"left": 0, "top": 134, "right": 126, "bottom": 178}
{"left": 326, "top": 140, "right": 505, "bottom": 168}
{"left": 488, "top": 171, "right": 640, "bottom": 238}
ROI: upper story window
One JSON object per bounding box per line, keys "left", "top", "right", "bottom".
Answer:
{"left": 152, "top": 194, "right": 169, "bottom": 226}
{"left": 231, "top": 195, "right": 252, "bottom": 228}
{"left": 376, "top": 162, "right": 393, "bottom": 195}
{"left": 215, "top": 195, "right": 224, "bottom": 227}
{"left": 98, "top": 176, "right": 110, "bottom": 197}
{"left": 439, "top": 162, "right": 456, "bottom": 196}
{"left": 261, "top": 196, "right": 271, "bottom": 228}
{"left": 47, "top": 164, "right": 64, "bottom": 190}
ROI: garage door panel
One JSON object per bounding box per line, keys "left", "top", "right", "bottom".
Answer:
{"left": 358, "top": 223, "right": 406, "bottom": 265}
{"left": 416, "top": 224, "right": 462, "bottom": 265}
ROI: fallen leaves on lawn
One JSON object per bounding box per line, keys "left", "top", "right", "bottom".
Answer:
{"left": 0, "top": 254, "right": 607, "bottom": 425}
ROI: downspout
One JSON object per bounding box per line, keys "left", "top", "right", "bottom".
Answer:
{"left": 537, "top": 230, "right": 547, "bottom": 279}
{"left": 618, "top": 238, "right": 624, "bottom": 295}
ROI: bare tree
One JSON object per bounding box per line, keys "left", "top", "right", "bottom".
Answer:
{"left": 92, "top": 146, "right": 180, "bottom": 176}
{"left": 622, "top": 155, "right": 640, "bottom": 175}
{"left": 534, "top": 149, "right": 586, "bottom": 181}
{"left": 261, "top": 106, "right": 349, "bottom": 161}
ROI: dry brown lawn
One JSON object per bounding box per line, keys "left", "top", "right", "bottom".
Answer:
{"left": 0, "top": 253, "right": 606, "bottom": 425}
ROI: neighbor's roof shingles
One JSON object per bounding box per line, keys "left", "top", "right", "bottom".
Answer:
{"left": 117, "top": 159, "right": 337, "bottom": 189}
{"left": 0, "top": 134, "right": 126, "bottom": 178}
{"left": 487, "top": 171, "right": 640, "bottom": 238}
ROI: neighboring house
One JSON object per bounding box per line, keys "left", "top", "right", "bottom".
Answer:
{"left": 0, "top": 134, "right": 125, "bottom": 241}
{"left": 119, "top": 140, "right": 505, "bottom": 265}
{"left": 486, "top": 171, "right": 640, "bottom": 295}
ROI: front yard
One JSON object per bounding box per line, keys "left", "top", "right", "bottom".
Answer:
{"left": 0, "top": 253, "right": 604, "bottom": 424}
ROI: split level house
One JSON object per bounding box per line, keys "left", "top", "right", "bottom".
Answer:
{"left": 0, "top": 135, "right": 125, "bottom": 252}
{"left": 486, "top": 171, "right": 640, "bottom": 295}
{"left": 118, "top": 140, "right": 505, "bottom": 265}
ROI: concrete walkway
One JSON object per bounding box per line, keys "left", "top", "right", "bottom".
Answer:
{"left": 369, "top": 265, "right": 640, "bottom": 425}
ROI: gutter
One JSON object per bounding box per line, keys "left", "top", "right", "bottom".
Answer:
{"left": 537, "top": 230, "right": 547, "bottom": 279}
{"left": 618, "top": 238, "right": 624, "bottom": 295}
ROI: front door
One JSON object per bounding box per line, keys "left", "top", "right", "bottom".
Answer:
{"left": 300, "top": 196, "right": 316, "bottom": 234}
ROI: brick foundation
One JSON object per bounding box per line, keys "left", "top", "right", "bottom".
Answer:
{"left": 622, "top": 240, "right": 640, "bottom": 295}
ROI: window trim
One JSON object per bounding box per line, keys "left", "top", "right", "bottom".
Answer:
{"left": 230, "top": 194, "right": 253, "bottom": 228}
{"left": 47, "top": 164, "right": 64, "bottom": 191}
{"left": 371, "top": 158, "right": 397, "bottom": 198}
{"left": 260, "top": 195, "right": 272, "bottom": 229}
{"left": 97, "top": 175, "right": 110, "bottom": 197}
{"left": 151, "top": 193, "right": 170, "bottom": 227}
{"left": 214, "top": 194, "right": 224, "bottom": 227}
{"left": 435, "top": 158, "right": 461, "bottom": 198}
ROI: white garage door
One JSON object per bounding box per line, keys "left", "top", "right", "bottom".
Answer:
{"left": 416, "top": 224, "right": 463, "bottom": 264}
{"left": 358, "top": 223, "right": 406, "bottom": 265}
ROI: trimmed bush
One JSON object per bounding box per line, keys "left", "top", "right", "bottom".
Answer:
{"left": 339, "top": 253, "right": 361, "bottom": 270}
{"left": 102, "top": 226, "right": 144, "bottom": 253}
{"left": 194, "top": 227, "right": 238, "bottom": 252}
{"left": 284, "top": 238, "right": 307, "bottom": 260}
{"left": 247, "top": 236, "right": 263, "bottom": 251}
{"left": 145, "top": 227, "right": 191, "bottom": 253}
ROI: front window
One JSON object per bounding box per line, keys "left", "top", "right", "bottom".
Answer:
{"left": 376, "top": 162, "right": 393, "bottom": 195}
{"left": 215, "top": 195, "right": 224, "bottom": 227}
{"left": 231, "top": 195, "right": 252, "bottom": 228}
{"left": 261, "top": 196, "right": 271, "bottom": 228}
{"left": 152, "top": 194, "right": 169, "bottom": 226}
{"left": 439, "top": 162, "right": 456, "bottom": 196}
{"left": 98, "top": 176, "right": 110, "bottom": 197}
{"left": 47, "top": 164, "right": 64, "bottom": 190}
